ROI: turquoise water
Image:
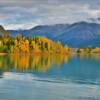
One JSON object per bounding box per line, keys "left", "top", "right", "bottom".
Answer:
{"left": 0, "top": 54, "right": 100, "bottom": 100}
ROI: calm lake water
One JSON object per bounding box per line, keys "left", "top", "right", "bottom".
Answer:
{"left": 0, "top": 53, "right": 100, "bottom": 100}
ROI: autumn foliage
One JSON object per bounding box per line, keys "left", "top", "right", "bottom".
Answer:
{"left": 0, "top": 34, "right": 71, "bottom": 54}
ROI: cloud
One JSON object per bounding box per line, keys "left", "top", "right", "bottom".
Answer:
{"left": 0, "top": 0, "right": 100, "bottom": 29}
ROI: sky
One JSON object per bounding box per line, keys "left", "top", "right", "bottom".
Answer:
{"left": 0, "top": 0, "right": 100, "bottom": 30}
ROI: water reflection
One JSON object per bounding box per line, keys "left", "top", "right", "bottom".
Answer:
{"left": 0, "top": 53, "right": 100, "bottom": 100}
{"left": 0, "top": 54, "right": 70, "bottom": 74}
{"left": 0, "top": 53, "right": 100, "bottom": 82}
{"left": 77, "top": 53, "right": 100, "bottom": 60}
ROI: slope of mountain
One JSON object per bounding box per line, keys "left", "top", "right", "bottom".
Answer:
{"left": 56, "top": 22, "right": 100, "bottom": 47}
{"left": 7, "top": 21, "right": 100, "bottom": 47}
{"left": 0, "top": 25, "right": 9, "bottom": 37}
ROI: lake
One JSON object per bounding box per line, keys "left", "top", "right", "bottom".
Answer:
{"left": 0, "top": 53, "right": 100, "bottom": 100}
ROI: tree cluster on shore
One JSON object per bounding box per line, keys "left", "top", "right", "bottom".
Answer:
{"left": 77, "top": 47, "right": 100, "bottom": 53}
{"left": 0, "top": 34, "right": 71, "bottom": 54}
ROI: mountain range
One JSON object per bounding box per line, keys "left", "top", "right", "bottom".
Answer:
{"left": 0, "top": 21, "right": 100, "bottom": 48}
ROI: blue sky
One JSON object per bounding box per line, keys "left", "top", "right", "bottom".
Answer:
{"left": 0, "top": 0, "right": 100, "bottom": 29}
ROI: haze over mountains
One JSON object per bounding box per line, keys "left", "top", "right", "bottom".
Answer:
{"left": 0, "top": 21, "right": 100, "bottom": 48}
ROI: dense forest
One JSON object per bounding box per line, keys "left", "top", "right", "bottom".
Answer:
{"left": 0, "top": 34, "right": 71, "bottom": 54}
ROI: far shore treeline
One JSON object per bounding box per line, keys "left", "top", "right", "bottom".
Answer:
{"left": 0, "top": 25, "right": 100, "bottom": 54}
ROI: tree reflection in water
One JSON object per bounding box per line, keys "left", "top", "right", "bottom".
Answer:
{"left": 0, "top": 54, "right": 71, "bottom": 74}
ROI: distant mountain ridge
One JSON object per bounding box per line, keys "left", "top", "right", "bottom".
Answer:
{"left": 55, "top": 22, "right": 100, "bottom": 47}
{"left": 5, "top": 21, "right": 100, "bottom": 47}
{"left": 8, "top": 24, "right": 70, "bottom": 38}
